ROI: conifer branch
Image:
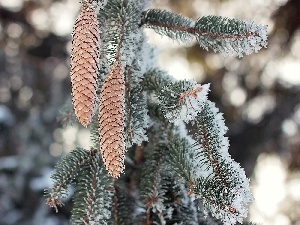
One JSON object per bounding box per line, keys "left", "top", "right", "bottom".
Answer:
{"left": 144, "top": 70, "right": 210, "bottom": 125}
{"left": 45, "top": 148, "right": 96, "bottom": 212}
{"left": 124, "top": 64, "right": 149, "bottom": 147}
{"left": 179, "top": 85, "right": 204, "bottom": 102}
{"left": 57, "top": 98, "right": 76, "bottom": 126}
{"left": 71, "top": 154, "right": 113, "bottom": 224}
{"left": 194, "top": 16, "right": 268, "bottom": 57}
{"left": 113, "top": 185, "right": 119, "bottom": 225}
{"left": 47, "top": 0, "right": 265, "bottom": 224}
{"left": 164, "top": 100, "right": 253, "bottom": 224}
{"left": 142, "top": 13, "right": 257, "bottom": 40}
{"left": 59, "top": 110, "right": 74, "bottom": 126}
{"left": 143, "top": 68, "right": 174, "bottom": 92}
{"left": 141, "top": 9, "right": 267, "bottom": 57}
{"left": 165, "top": 138, "right": 194, "bottom": 183}
{"left": 141, "top": 9, "right": 194, "bottom": 41}
{"left": 82, "top": 157, "right": 101, "bottom": 224}
{"left": 171, "top": 183, "right": 199, "bottom": 224}
{"left": 124, "top": 66, "right": 134, "bottom": 142}
{"left": 158, "top": 81, "right": 210, "bottom": 125}
{"left": 140, "top": 147, "right": 169, "bottom": 224}
{"left": 90, "top": 113, "right": 100, "bottom": 149}
{"left": 198, "top": 125, "right": 230, "bottom": 189}
{"left": 113, "top": 186, "right": 139, "bottom": 224}
{"left": 190, "top": 101, "right": 253, "bottom": 224}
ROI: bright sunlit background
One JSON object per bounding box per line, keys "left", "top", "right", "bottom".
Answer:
{"left": 0, "top": 0, "right": 299, "bottom": 224}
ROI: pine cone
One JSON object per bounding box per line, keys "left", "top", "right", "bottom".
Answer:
{"left": 70, "top": 2, "right": 100, "bottom": 127}
{"left": 99, "top": 61, "right": 126, "bottom": 178}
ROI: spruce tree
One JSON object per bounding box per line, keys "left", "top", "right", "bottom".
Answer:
{"left": 45, "top": 0, "right": 268, "bottom": 224}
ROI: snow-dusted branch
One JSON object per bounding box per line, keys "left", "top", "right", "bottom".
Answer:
{"left": 142, "top": 9, "right": 268, "bottom": 57}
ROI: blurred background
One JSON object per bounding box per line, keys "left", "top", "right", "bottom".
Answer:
{"left": 0, "top": 0, "right": 299, "bottom": 224}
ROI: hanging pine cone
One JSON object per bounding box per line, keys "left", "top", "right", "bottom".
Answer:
{"left": 99, "top": 61, "right": 126, "bottom": 178}
{"left": 70, "top": 1, "right": 100, "bottom": 127}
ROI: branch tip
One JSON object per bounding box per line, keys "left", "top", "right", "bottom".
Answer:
{"left": 46, "top": 197, "right": 64, "bottom": 213}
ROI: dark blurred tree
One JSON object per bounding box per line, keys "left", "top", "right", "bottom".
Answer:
{"left": 0, "top": 1, "right": 71, "bottom": 224}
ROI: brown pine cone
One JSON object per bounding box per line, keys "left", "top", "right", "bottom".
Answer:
{"left": 70, "top": 2, "right": 100, "bottom": 127}
{"left": 99, "top": 61, "right": 126, "bottom": 178}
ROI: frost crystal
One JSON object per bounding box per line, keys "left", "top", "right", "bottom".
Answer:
{"left": 152, "top": 196, "right": 166, "bottom": 213}
{"left": 163, "top": 82, "right": 210, "bottom": 125}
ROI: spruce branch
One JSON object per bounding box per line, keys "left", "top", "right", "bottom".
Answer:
{"left": 124, "top": 55, "right": 149, "bottom": 147}
{"left": 194, "top": 16, "right": 268, "bottom": 57}
{"left": 140, "top": 149, "right": 164, "bottom": 209}
{"left": 144, "top": 70, "right": 210, "bottom": 125}
{"left": 113, "top": 185, "right": 119, "bottom": 225}
{"left": 97, "top": 0, "right": 125, "bottom": 67}
{"left": 57, "top": 97, "right": 76, "bottom": 127}
{"left": 165, "top": 138, "right": 194, "bottom": 183}
{"left": 125, "top": 77, "right": 149, "bottom": 146}
{"left": 90, "top": 111, "right": 100, "bottom": 150}
{"left": 143, "top": 68, "right": 174, "bottom": 92}
{"left": 164, "top": 100, "right": 253, "bottom": 224}
{"left": 100, "top": 2, "right": 151, "bottom": 148}
{"left": 71, "top": 154, "right": 114, "bottom": 225}
{"left": 47, "top": 0, "right": 265, "bottom": 224}
{"left": 171, "top": 183, "right": 199, "bottom": 225}
{"left": 45, "top": 148, "right": 96, "bottom": 212}
{"left": 98, "top": 0, "right": 143, "bottom": 68}
{"left": 124, "top": 66, "right": 134, "bottom": 144}
{"left": 113, "top": 185, "right": 140, "bottom": 225}
{"left": 59, "top": 110, "right": 74, "bottom": 126}
{"left": 158, "top": 81, "right": 210, "bottom": 125}
{"left": 139, "top": 146, "right": 170, "bottom": 225}
{"left": 141, "top": 9, "right": 268, "bottom": 57}
{"left": 190, "top": 101, "right": 253, "bottom": 225}
{"left": 141, "top": 9, "right": 195, "bottom": 42}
